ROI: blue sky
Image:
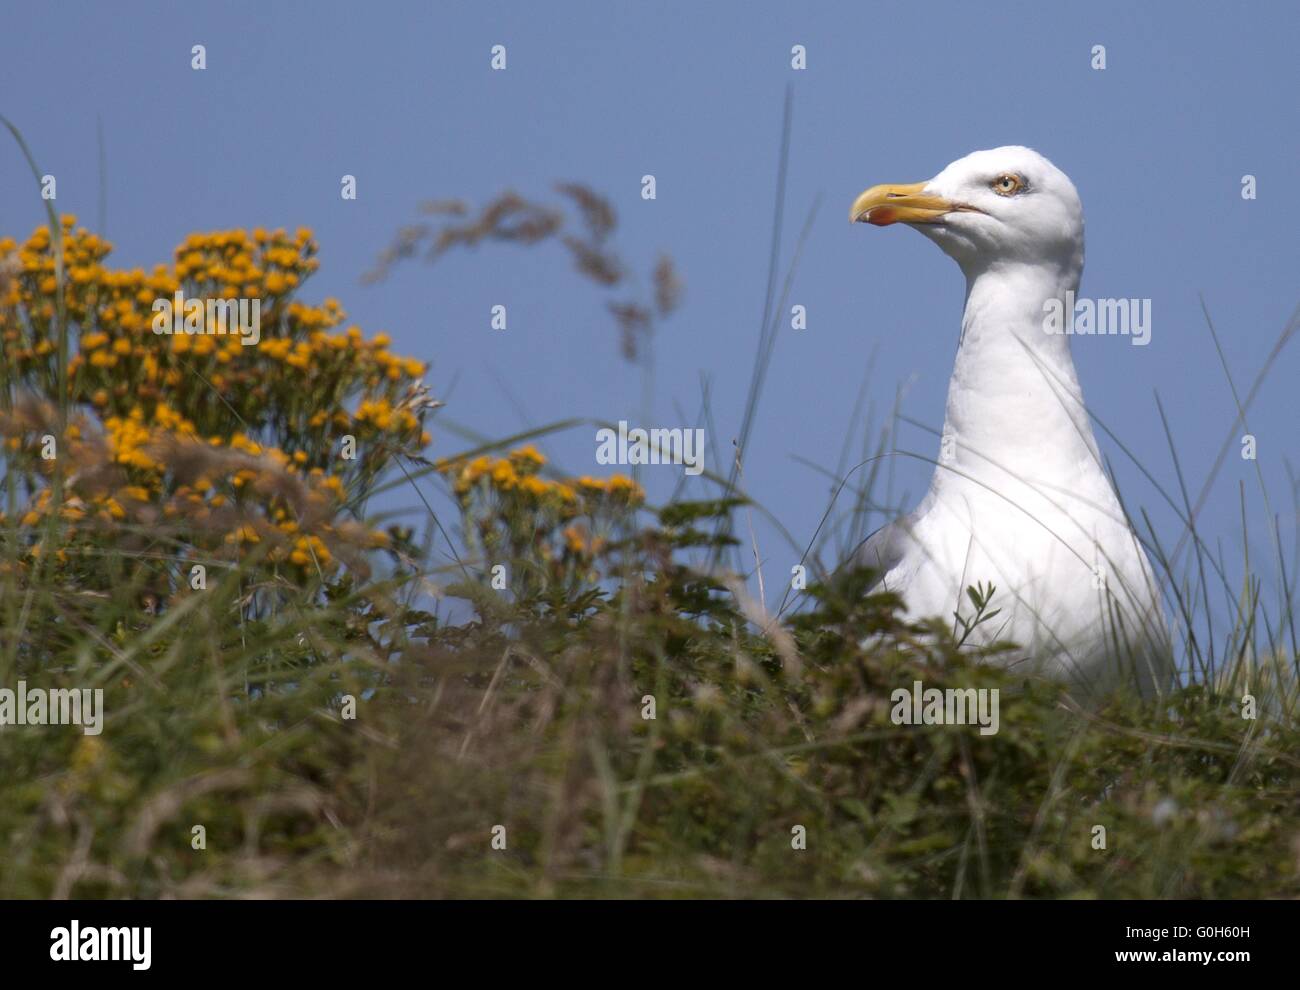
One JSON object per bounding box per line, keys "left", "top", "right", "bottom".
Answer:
{"left": 2, "top": 1, "right": 1297, "bottom": 633}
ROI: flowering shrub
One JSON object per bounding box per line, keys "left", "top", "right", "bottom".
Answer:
{"left": 436, "top": 444, "right": 644, "bottom": 599}
{"left": 0, "top": 218, "right": 436, "bottom": 594}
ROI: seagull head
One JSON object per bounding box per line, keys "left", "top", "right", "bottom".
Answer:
{"left": 850, "top": 146, "right": 1084, "bottom": 274}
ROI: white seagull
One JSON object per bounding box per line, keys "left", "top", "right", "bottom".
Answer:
{"left": 848, "top": 147, "right": 1171, "bottom": 697}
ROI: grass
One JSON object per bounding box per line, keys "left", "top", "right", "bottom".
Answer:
{"left": 1, "top": 116, "right": 1298, "bottom": 900}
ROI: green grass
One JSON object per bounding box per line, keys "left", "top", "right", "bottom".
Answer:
{"left": 2, "top": 508, "right": 1297, "bottom": 898}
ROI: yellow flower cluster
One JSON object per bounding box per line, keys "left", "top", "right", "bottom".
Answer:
{"left": 438, "top": 445, "right": 644, "bottom": 509}
{"left": 2, "top": 412, "right": 380, "bottom": 578}
{"left": 2, "top": 219, "right": 429, "bottom": 458}
{"left": 433, "top": 445, "right": 642, "bottom": 587}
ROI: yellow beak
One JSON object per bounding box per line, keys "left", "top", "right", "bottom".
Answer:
{"left": 850, "top": 181, "right": 969, "bottom": 226}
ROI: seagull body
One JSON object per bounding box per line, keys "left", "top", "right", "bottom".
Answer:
{"left": 849, "top": 147, "right": 1170, "bottom": 696}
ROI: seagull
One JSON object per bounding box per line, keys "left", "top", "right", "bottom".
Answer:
{"left": 848, "top": 147, "right": 1171, "bottom": 697}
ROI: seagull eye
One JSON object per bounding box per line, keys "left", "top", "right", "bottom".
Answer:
{"left": 991, "top": 173, "right": 1025, "bottom": 196}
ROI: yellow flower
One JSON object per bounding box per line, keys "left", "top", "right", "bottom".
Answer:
{"left": 490, "top": 460, "right": 518, "bottom": 489}
{"left": 228, "top": 525, "right": 260, "bottom": 544}
{"left": 520, "top": 475, "right": 550, "bottom": 499}
{"left": 606, "top": 475, "right": 645, "bottom": 503}
{"left": 290, "top": 534, "right": 331, "bottom": 567}
{"left": 563, "top": 525, "right": 588, "bottom": 554}
{"left": 509, "top": 445, "right": 546, "bottom": 469}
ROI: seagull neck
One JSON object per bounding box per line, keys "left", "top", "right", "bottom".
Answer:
{"left": 938, "top": 258, "right": 1100, "bottom": 485}
{"left": 958, "top": 258, "right": 1081, "bottom": 355}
